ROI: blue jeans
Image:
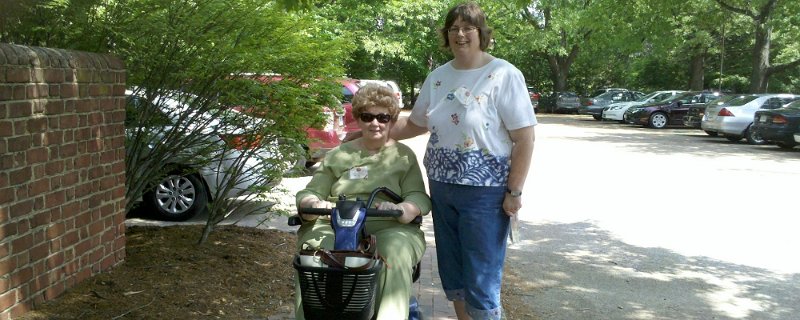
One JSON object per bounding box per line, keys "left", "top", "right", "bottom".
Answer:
{"left": 429, "top": 180, "right": 509, "bottom": 320}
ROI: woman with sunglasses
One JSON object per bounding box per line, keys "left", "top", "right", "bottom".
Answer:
{"left": 294, "top": 84, "right": 431, "bottom": 319}
{"left": 389, "top": 2, "right": 537, "bottom": 319}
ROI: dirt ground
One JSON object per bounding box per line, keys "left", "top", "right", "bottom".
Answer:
{"left": 17, "top": 224, "right": 535, "bottom": 320}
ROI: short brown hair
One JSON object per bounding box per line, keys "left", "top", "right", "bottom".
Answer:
{"left": 441, "top": 2, "right": 493, "bottom": 51}
{"left": 351, "top": 84, "right": 400, "bottom": 121}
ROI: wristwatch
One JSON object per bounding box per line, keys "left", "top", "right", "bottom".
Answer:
{"left": 506, "top": 188, "right": 522, "bottom": 197}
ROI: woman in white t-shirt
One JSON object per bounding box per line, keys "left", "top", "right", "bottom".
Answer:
{"left": 390, "top": 2, "right": 537, "bottom": 319}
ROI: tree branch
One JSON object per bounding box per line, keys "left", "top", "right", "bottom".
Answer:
{"left": 767, "top": 58, "right": 800, "bottom": 77}
{"left": 715, "top": 0, "right": 754, "bottom": 19}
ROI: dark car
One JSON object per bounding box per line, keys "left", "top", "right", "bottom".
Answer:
{"left": 539, "top": 91, "right": 582, "bottom": 113}
{"left": 682, "top": 94, "right": 742, "bottom": 135}
{"left": 527, "top": 86, "right": 541, "bottom": 112}
{"left": 625, "top": 91, "right": 724, "bottom": 128}
{"left": 578, "top": 91, "right": 642, "bottom": 120}
{"left": 751, "top": 100, "right": 800, "bottom": 149}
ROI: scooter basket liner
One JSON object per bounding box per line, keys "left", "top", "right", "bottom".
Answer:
{"left": 294, "top": 255, "right": 382, "bottom": 320}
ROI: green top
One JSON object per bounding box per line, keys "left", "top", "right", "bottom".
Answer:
{"left": 296, "top": 140, "right": 431, "bottom": 216}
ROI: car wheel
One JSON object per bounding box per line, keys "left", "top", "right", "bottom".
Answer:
{"left": 704, "top": 130, "right": 718, "bottom": 137}
{"left": 648, "top": 112, "right": 668, "bottom": 129}
{"left": 776, "top": 142, "right": 795, "bottom": 149}
{"left": 592, "top": 115, "right": 602, "bottom": 120}
{"left": 745, "top": 125, "right": 766, "bottom": 145}
{"left": 144, "top": 173, "right": 208, "bottom": 221}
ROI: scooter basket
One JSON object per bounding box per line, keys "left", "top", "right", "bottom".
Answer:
{"left": 294, "top": 255, "right": 383, "bottom": 320}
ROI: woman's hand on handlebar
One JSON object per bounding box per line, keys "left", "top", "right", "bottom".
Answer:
{"left": 298, "top": 196, "right": 333, "bottom": 222}
{"left": 377, "top": 201, "right": 420, "bottom": 224}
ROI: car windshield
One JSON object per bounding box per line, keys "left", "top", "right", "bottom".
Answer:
{"left": 596, "top": 91, "right": 622, "bottom": 100}
{"left": 784, "top": 100, "right": 800, "bottom": 110}
{"left": 559, "top": 92, "right": 578, "bottom": 98}
{"left": 707, "top": 95, "right": 737, "bottom": 106}
{"left": 727, "top": 95, "right": 759, "bottom": 106}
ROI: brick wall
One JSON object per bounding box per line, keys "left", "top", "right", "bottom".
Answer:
{"left": 0, "top": 43, "right": 127, "bottom": 319}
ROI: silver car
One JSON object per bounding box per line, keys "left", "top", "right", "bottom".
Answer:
{"left": 702, "top": 93, "right": 800, "bottom": 144}
{"left": 126, "top": 89, "right": 285, "bottom": 221}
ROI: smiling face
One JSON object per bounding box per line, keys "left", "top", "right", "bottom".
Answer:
{"left": 441, "top": 2, "right": 492, "bottom": 53}
{"left": 447, "top": 18, "right": 483, "bottom": 59}
{"left": 358, "top": 106, "right": 394, "bottom": 142}
{"left": 351, "top": 84, "right": 399, "bottom": 145}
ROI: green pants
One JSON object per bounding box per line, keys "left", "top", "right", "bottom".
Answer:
{"left": 294, "top": 218, "right": 426, "bottom": 320}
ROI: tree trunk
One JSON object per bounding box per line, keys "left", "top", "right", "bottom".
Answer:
{"left": 548, "top": 56, "right": 570, "bottom": 93}
{"left": 688, "top": 50, "right": 705, "bottom": 91}
{"left": 750, "top": 22, "right": 771, "bottom": 93}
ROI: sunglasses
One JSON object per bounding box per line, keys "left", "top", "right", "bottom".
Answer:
{"left": 359, "top": 113, "right": 393, "bottom": 123}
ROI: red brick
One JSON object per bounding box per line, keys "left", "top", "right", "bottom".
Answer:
{"left": 6, "top": 68, "right": 30, "bottom": 83}
{"left": 26, "top": 84, "right": 48, "bottom": 99}
{"left": 12, "top": 86, "right": 26, "bottom": 100}
{"left": 0, "top": 288, "right": 19, "bottom": 313}
{"left": 9, "top": 302, "right": 32, "bottom": 319}
{"left": 0, "top": 86, "right": 11, "bottom": 101}
{"left": 75, "top": 99, "right": 96, "bottom": 113}
{"left": 29, "top": 243, "right": 49, "bottom": 264}
{"left": 10, "top": 232, "right": 33, "bottom": 253}
{"left": 46, "top": 221, "right": 66, "bottom": 239}
{"left": 12, "top": 119, "right": 27, "bottom": 136}
{"left": 27, "top": 118, "right": 47, "bottom": 134}
{"left": 44, "top": 69, "right": 64, "bottom": 83}
{"left": 60, "top": 84, "right": 77, "bottom": 98}
{"left": 0, "top": 241, "right": 9, "bottom": 258}
{"left": 48, "top": 84, "right": 60, "bottom": 96}
{"left": 60, "top": 230, "right": 79, "bottom": 248}
{"left": 44, "top": 131, "right": 63, "bottom": 145}
{"left": 30, "top": 211, "right": 50, "bottom": 229}
{"left": 44, "top": 161, "right": 63, "bottom": 176}
{"left": 44, "top": 190, "right": 65, "bottom": 209}
{"left": 60, "top": 172, "right": 78, "bottom": 187}
{"left": 58, "top": 114, "right": 77, "bottom": 128}
{"left": 43, "top": 281, "right": 64, "bottom": 300}
{"left": 27, "top": 178, "right": 49, "bottom": 195}
{"left": 45, "top": 251, "right": 64, "bottom": 270}
{"left": 0, "top": 121, "right": 11, "bottom": 137}
{"left": 59, "top": 143, "right": 77, "bottom": 158}
{"left": 10, "top": 267, "right": 33, "bottom": 287}
{"left": 6, "top": 137, "right": 28, "bottom": 154}
{"left": 0, "top": 256, "right": 16, "bottom": 275}
{"left": 26, "top": 147, "right": 48, "bottom": 164}
{"left": 6, "top": 101, "right": 32, "bottom": 118}
{"left": 9, "top": 167, "right": 31, "bottom": 185}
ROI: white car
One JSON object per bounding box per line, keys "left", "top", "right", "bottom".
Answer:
{"left": 602, "top": 90, "right": 684, "bottom": 122}
{"left": 702, "top": 93, "right": 800, "bottom": 144}
{"left": 127, "top": 89, "right": 286, "bottom": 221}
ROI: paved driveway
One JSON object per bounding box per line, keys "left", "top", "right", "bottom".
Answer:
{"left": 507, "top": 114, "right": 800, "bottom": 320}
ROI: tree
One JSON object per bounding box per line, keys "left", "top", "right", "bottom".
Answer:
{"left": 716, "top": 0, "right": 800, "bottom": 92}
{"left": 3, "top": 0, "right": 349, "bottom": 243}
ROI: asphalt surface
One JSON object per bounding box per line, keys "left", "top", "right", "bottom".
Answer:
{"left": 507, "top": 114, "right": 800, "bottom": 320}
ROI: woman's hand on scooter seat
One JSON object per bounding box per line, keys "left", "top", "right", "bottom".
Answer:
{"left": 377, "top": 202, "right": 420, "bottom": 224}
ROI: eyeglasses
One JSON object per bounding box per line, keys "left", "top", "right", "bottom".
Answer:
{"left": 359, "top": 113, "right": 392, "bottom": 123}
{"left": 447, "top": 26, "right": 479, "bottom": 35}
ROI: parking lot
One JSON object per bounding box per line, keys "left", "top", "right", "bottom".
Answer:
{"left": 143, "top": 112, "right": 800, "bottom": 319}
{"left": 508, "top": 114, "right": 800, "bottom": 319}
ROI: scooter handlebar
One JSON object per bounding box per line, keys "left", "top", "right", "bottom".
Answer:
{"left": 297, "top": 207, "right": 403, "bottom": 218}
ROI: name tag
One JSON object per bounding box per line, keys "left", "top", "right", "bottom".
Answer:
{"left": 349, "top": 166, "right": 369, "bottom": 179}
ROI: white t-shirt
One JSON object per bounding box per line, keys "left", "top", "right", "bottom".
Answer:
{"left": 410, "top": 58, "right": 537, "bottom": 186}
